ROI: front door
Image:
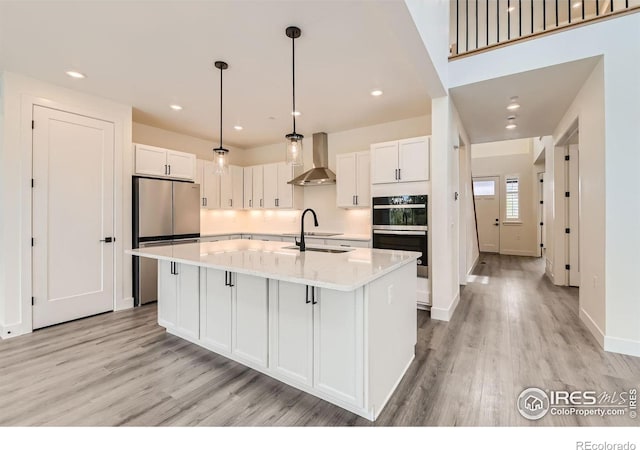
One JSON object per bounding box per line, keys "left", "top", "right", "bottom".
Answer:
{"left": 473, "top": 176, "right": 500, "bottom": 253}
{"left": 32, "top": 105, "right": 115, "bottom": 329}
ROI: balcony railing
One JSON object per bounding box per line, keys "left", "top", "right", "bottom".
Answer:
{"left": 450, "top": 0, "right": 640, "bottom": 57}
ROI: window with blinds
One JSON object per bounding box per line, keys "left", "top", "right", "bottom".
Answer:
{"left": 505, "top": 177, "right": 520, "bottom": 220}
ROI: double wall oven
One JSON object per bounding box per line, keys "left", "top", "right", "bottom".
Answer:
{"left": 372, "top": 195, "right": 428, "bottom": 278}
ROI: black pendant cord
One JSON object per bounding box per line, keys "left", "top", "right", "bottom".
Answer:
{"left": 291, "top": 35, "right": 296, "bottom": 135}
{"left": 219, "top": 65, "right": 223, "bottom": 149}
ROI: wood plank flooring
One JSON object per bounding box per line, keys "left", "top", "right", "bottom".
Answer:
{"left": 1, "top": 253, "right": 638, "bottom": 426}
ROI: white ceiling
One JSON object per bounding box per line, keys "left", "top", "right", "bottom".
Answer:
{"left": 0, "top": 1, "right": 431, "bottom": 148}
{"left": 450, "top": 56, "right": 600, "bottom": 144}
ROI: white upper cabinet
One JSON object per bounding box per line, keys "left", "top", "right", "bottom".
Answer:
{"left": 195, "top": 159, "right": 220, "bottom": 209}
{"left": 336, "top": 151, "right": 370, "bottom": 208}
{"left": 220, "top": 165, "right": 244, "bottom": 210}
{"left": 243, "top": 165, "right": 264, "bottom": 209}
{"left": 370, "top": 136, "right": 430, "bottom": 184}
{"left": 135, "top": 143, "right": 196, "bottom": 180}
{"left": 263, "top": 162, "right": 302, "bottom": 209}
{"left": 398, "top": 137, "right": 430, "bottom": 182}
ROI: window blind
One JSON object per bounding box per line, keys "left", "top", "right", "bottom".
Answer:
{"left": 505, "top": 177, "right": 519, "bottom": 220}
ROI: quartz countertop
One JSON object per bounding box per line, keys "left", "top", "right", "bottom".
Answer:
{"left": 127, "top": 239, "right": 418, "bottom": 291}
{"left": 200, "top": 231, "right": 372, "bottom": 241}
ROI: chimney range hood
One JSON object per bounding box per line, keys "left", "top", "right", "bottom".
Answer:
{"left": 287, "top": 132, "right": 336, "bottom": 186}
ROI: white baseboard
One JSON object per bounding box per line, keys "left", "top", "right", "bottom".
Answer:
{"left": 467, "top": 253, "right": 480, "bottom": 276}
{"left": 0, "top": 322, "right": 31, "bottom": 339}
{"left": 115, "top": 296, "right": 134, "bottom": 311}
{"left": 500, "top": 249, "right": 538, "bottom": 257}
{"left": 430, "top": 292, "right": 460, "bottom": 322}
{"left": 604, "top": 335, "right": 640, "bottom": 357}
{"left": 579, "top": 308, "right": 605, "bottom": 348}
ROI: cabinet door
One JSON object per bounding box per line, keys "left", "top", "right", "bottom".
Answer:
{"left": 370, "top": 141, "right": 399, "bottom": 184}
{"left": 269, "top": 281, "right": 313, "bottom": 387}
{"left": 398, "top": 136, "right": 429, "bottom": 182}
{"left": 336, "top": 153, "right": 357, "bottom": 208}
{"left": 231, "top": 165, "right": 244, "bottom": 210}
{"left": 252, "top": 165, "right": 264, "bottom": 209}
{"left": 220, "top": 168, "right": 233, "bottom": 209}
{"left": 355, "top": 152, "right": 370, "bottom": 207}
{"left": 158, "top": 260, "right": 177, "bottom": 329}
{"left": 175, "top": 263, "right": 200, "bottom": 340}
{"left": 243, "top": 166, "right": 253, "bottom": 209}
{"left": 200, "top": 268, "right": 232, "bottom": 353}
{"left": 203, "top": 161, "right": 220, "bottom": 209}
{"left": 135, "top": 144, "right": 167, "bottom": 177}
{"left": 167, "top": 149, "right": 196, "bottom": 180}
{"left": 313, "top": 288, "right": 364, "bottom": 408}
{"left": 263, "top": 163, "right": 278, "bottom": 208}
{"left": 232, "top": 273, "right": 269, "bottom": 368}
{"left": 195, "top": 160, "right": 205, "bottom": 207}
{"left": 276, "top": 162, "right": 294, "bottom": 208}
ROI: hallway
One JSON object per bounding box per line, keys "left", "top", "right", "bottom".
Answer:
{"left": 0, "top": 254, "right": 638, "bottom": 426}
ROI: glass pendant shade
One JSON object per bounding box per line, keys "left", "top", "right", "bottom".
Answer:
{"left": 285, "top": 133, "right": 304, "bottom": 166}
{"left": 213, "top": 148, "right": 229, "bottom": 175}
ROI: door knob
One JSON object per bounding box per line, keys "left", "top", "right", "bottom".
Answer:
{"left": 100, "top": 237, "right": 115, "bottom": 243}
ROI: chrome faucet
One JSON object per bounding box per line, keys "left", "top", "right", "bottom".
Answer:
{"left": 296, "top": 208, "right": 319, "bottom": 252}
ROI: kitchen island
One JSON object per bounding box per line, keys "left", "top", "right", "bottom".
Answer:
{"left": 128, "top": 239, "right": 419, "bottom": 420}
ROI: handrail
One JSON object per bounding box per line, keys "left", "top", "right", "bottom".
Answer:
{"left": 450, "top": 0, "right": 640, "bottom": 58}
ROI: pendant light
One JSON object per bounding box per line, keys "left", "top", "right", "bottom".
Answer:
{"left": 213, "top": 60, "right": 229, "bottom": 175}
{"left": 285, "top": 26, "right": 303, "bottom": 166}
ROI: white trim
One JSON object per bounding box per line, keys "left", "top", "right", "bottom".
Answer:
{"left": 115, "top": 297, "right": 134, "bottom": 311}
{"left": 430, "top": 291, "right": 460, "bottom": 321}
{"left": 604, "top": 336, "right": 640, "bottom": 358}
{"left": 579, "top": 308, "right": 605, "bottom": 348}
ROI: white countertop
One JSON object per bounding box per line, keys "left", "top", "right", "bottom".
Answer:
{"left": 127, "top": 239, "right": 419, "bottom": 291}
{"left": 200, "top": 231, "right": 372, "bottom": 241}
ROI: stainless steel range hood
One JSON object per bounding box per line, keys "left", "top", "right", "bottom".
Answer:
{"left": 288, "top": 132, "right": 336, "bottom": 186}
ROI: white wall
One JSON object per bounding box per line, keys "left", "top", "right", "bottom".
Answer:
{"left": 132, "top": 122, "right": 245, "bottom": 165}
{"left": 552, "top": 60, "right": 607, "bottom": 348}
{"left": 472, "top": 138, "right": 539, "bottom": 257}
{"left": 0, "top": 71, "right": 132, "bottom": 338}
{"left": 459, "top": 142, "right": 480, "bottom": 281}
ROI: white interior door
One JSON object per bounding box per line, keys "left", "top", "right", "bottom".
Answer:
{"left": 568, "top": 145, "right": 580, "bottom": 287}
{"left": 32, "top": 105, "right": 115, "bottom": 329}
{"left": 473, "top": 176, "right": 500, "bottom": 253}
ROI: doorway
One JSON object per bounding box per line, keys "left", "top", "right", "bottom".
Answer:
{"left": 473, "top": 176, "right": 500, "bottom": 253}
{"left": 32, "top": 105, "right": 116, "bottom": 329}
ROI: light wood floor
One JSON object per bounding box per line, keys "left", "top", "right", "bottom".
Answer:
{"left": 1, "top": 254, "right": 638, "bottom": 426}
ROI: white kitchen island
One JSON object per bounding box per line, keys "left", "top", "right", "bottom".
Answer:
{"left": 128, "top": 239, "right": 419, "bottom": 421}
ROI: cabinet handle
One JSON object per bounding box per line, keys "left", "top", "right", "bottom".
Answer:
{"left": 205, "top": 197, "right": 208, "bottom": 207}
{"left": 394, "top": 168, "right": 398, "bottom": 180}
{"left": 249, "top": 199, "right": 252, "bottom": 207}
{"left": 398, "top": 168, "right": 401, "bottom": 180}
{"left": 355, "top": 195, "right": 358, "bottom": 205}
{"left": 168, "top": 165, "right": 171, "bottom": 175}
{"left": 228, "top": 272, "right": 234, "bottom": 287}
{"left": 275, "top": 198, "right": 279, "bottom": 207}
{"left": 229, "top": 199, "right": 232, "bottom": 207}
{"left": 260, "top": 199, "right": 263, "bottom": 207}
{"left": 165, "top": 165, "right": 168, "bottom": 175}
{"left": 224, "top": 271, "right": 229, "bottom": 286}
{"left": 311, "top": 286, "right": 317, "bottom": 305}
{"left": 170, "top": 262, "right": 178, "bottom": 275}
{"left": 306, "top": 285, "right": 311, "bottom": 304}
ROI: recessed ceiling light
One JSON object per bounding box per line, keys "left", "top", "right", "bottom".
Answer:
{"left": 507, "top": 97, "right": 520, "bottom": 110}
{"left": 234, "top": 125, "right": 243, "bottom": 131}
{"left": 291, "top": 111, "right": 301, "bottom": 116}
{"left": 572, "top": 1, "right": 581, "bottom": 8}
{"left": 505, "top": 123, "right": 517, "bottom": 130}
{"left": 65, "top": 70, "right": 86, "bottom": 79}
{"left": 371, "top": 89, "right": 383, "bottom": 97}
{"left": 169, "top": 104, "right": 183, "bottom": 111}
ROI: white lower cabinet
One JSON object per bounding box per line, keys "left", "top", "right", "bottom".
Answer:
{"left": 232, "top": 273, "right": 269, "bottom": 368}
{"left": 269, "top": 281, "right": 364, "bottom": 407}
{"left": 200, "top": 268, "right": 232, "bottom": 353}
{"left": 269, "top": 281, "right": 314, "bottom": 387}
{"left": 158, "top": 260, "right": 199, "bottom": 341}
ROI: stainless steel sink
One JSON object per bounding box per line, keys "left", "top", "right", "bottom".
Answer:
{"left": 282, "top": 246, "right": 353, "bottom": 253}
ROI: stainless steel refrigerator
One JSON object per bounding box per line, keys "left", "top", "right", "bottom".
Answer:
{"left": 133, "top": 177, "right": 200, "bottom": 305}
